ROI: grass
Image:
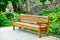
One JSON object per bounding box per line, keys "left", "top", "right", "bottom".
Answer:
{"left": 0, "top": 26, "right": 12, "bottom": 28}
{"left": 49, "top": 33, "right": 60, "bottom": 38}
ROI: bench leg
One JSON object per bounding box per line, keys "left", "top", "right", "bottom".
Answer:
{"left": 13, "top": 25, "right": 15, "bottom": 30}
{"left": 38, "top": 28, "right": 41, "bottom": 38}
{"left": 19, "top": 27, "right": 21, "bottom": 29}
{"left": 46, "top": 28, "right": 49, "bottom": 37}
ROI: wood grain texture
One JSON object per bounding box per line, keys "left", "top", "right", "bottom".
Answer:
{"left": 12, "top": 14, "right": 49, "bottom": 38}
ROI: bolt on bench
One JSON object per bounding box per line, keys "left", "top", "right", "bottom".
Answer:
{"left": 12, "top": 14, "right": 49, "bottom": 38}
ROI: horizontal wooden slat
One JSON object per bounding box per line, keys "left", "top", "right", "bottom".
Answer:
{"left": 20, "top": 14, "right": 49, "bottom": 24}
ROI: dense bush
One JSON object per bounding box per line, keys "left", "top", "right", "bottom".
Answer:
{"left": 40, "top": 0, "right": 46, "bottom": 5}
{"left": 41, "top": 5, "right": 48, "bottom": 9}
{"left": 0, "top": 12, "right": 20, "bottom": 26}
{"left": 13, "top": 12, "right": 20, "bottom": 18}
{"left": 49, "top": 13, "right": 60, "bottom": 35}
{"left": 37, "top": 5, "right": 60, "bottom": 35}
{"left": 0, "top": 12, "right": 9, "bottom": 26}
{"left": 37, "top": 9, "right": 47, "bottom": 16}
{"left": 5, "top": 12, "right": 14, "bottom": 19}
{"left": 54, "top": 5, "right": 60, "bottom": 13}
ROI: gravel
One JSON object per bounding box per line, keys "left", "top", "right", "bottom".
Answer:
{"left": 0, "top": 27, "right": 60, "bottom": 40}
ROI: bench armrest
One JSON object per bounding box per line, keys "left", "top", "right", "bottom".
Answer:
{"left": 37, "top": 22, "right": 48, "bottom": 24}
{"left": 11, "top": 18, "right": 20, "bottom": 23}
{"left": 11, "top": 18, "right": 20, "bottom": 20}
{"left": 37, "top": 22, "right": 49, "bottom": 28}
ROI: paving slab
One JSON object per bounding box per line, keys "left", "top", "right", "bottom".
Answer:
{"left": 0, "top": 27, "right": 60, "bottom": 40}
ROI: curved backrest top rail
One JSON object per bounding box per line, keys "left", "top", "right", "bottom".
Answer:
{"left": 20, "top": 14, "right": 49, "bottom": 18}
{"left": 20, "top": 14, "right": 49, "bottom": 24}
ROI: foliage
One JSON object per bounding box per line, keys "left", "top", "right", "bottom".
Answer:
{"left": 0, "top": 0, "right": 60, "bottom": 36}
{"left": 48, "top": 0, "right": 53, "bottom": 2}
{"left": 37, "top": 5, "right": 60, "bottom": 35}
{"left": 37, "top": 8, "right": 52, "bottom": 16}
{"left": 9, "top": 0, "right": 19, "bottom": 4}
{"left": 38, "top": 9, "right": 47, "bottom": 15}
{"left": 0, "top": 12, "right": 9, "bottom": 26}
{"left": 40, "top": 0, "right": 46, "bottom": 3}
{"left": 21, "top": 0, "right": 26, "bottom": 4}
{"left": 54, "top": 5, "right": 60, "bottom": 12}
{"left": 49, "top": 13, "right": 60, "bottom": 35}
{"left": 5, "top": 12, "right": 14, "bottom": 19}
{"left": 0, "top": 12, "right": 21, "bottom": 26}
{"left": 0, "top": 0, "right": 8, "bottom": 12}
{"left": 13, "top": 12, "right": 20, "bottom": 18}
{"left": 48, "top": 0, "right": 53, "bottom": 4}
{"left": 41, "top": 5, "right": 48, "bottom": 9}
{"left": 40, "top": 0, "right": 46, "bottom": 5}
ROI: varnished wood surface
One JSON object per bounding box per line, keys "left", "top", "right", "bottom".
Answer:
{"left": 12, "top": 14, "right": 49, "bottom": 38}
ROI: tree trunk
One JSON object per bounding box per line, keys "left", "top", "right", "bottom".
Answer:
{"left": 26, "top": 0, "right": 31, "bottom": 13}
{"left": 43, "top": 2, "right": 45, "bottom": 6}
{"left": 18, "top": 0, "right": 23, "bottom": 12}
{"left": 8, "top": 1, "right": 14, "bottom": 12}
{"left": 12, "top": 1, "right": 18, "bottom": 12}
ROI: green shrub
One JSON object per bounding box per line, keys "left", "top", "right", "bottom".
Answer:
{"left": 0, "top": 12, "right": 9, "bottom": 26}
{"left": 37, "top": 9, "right": 48, "bottom": 16}
{"left": 5, "top": 12, "right": 14, "bottom": 19}
{"left": 13, "top": 12, "right": 20, "bottom": 18}
{"left": 41, "top": 5, "right": 48, "bottom": 9}
{"left": 37, "top": 5, "right": 60, "bottom": 35}
{"left": 40, "top": 0, "right": 46, "bottom": 5}
{"left": 49, "top": 13, "right": 60, "bottom": 35}
{"left": 46, "top": 8, "right": 54, "bottom": 13}
{"left": 54, "top": 5, "right": 60, "bottom": 13}
{"left": 37, "top": 8, "right": 54, "bottom": 16}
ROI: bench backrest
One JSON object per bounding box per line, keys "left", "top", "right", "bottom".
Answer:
{"left": 20, "top": 14, "right": 49, "bottom": 24}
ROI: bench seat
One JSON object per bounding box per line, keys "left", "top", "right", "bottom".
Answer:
{"left": 12, "top": 14, "right": 49, "bottom": 38}
{"left": 13, "top": 22, "right": 46, "bottom": 28}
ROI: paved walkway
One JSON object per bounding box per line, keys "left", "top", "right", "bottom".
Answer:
{"left": 0, "top": 27, "right": 60, "bottom": 40}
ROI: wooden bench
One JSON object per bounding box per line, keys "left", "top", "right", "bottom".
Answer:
{"left": 12, "top": 14, "right": 49, "bottom": 38}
